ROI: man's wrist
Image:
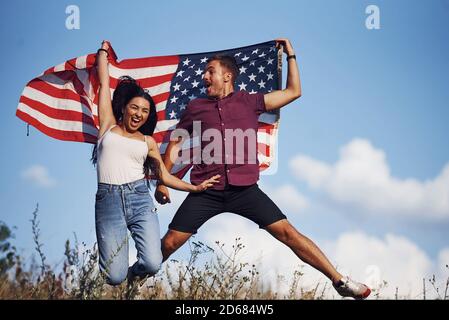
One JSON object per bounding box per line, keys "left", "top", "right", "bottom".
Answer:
{"left": 287, "top": 54, "right": 296, "bottom": 61}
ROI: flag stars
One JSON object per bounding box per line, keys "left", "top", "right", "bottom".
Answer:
{"left": 182, "top": 58, "right": 191, "bottom": 66}
{"left": 238, "top": 82, "right": 247, "bottom": 91}
{"left": 195, "top": 67, "right": 203, "bottom": 76}
{"left": 169, "top": 110, "right": 177, "bottom": 119}
{"left": 170, "top": 45, "right": 277, "bottom": 117}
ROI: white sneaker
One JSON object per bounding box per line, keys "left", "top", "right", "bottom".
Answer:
{"left": 333, "top": 276, "right": 371, "bottom": 299}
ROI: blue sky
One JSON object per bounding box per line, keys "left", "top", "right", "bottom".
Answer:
{"left": 1, "top": 0, "right": 448, "bottom": 297}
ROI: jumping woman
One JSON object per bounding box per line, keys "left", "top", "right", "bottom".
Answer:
{"left": 93, "top": 41, "right": 220, "bottom": 285}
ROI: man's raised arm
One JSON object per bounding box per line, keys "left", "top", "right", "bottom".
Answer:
{"left": 264, "top": 38, "right": 302, "bottom": 111}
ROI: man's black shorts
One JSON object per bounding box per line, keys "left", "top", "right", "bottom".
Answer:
{"left": 168, "top": 184, "right": 287, "bottom": 234}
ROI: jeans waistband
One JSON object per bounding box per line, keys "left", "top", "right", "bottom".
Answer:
{"left": 97, "top": 178, "right": 148, "bottom": 191}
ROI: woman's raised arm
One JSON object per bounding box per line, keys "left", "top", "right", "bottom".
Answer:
{"left": 96, "top": 41, "right": 116, "bottom": 138}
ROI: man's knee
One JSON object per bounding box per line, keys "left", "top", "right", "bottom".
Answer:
{"left": 267, "top": 220, "right": 297, "bottom": 245}
{"left": 162, "top": 230, "right": 191, "bottom": 252}
{"left": 162, "top": 235, "right": 182, "bottom": 252}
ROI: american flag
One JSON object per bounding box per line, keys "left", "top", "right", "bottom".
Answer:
{"left": 16, "top": 41, "right": 281, "bottom": 177}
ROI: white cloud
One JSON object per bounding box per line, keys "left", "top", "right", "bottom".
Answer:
{"left": 199, "top": 215, "right": 448, "bottom": 299}
{"left": 21, "top": 165, "right": 56, "bottom": 187}
{"left": 259, "top": 183, "right": 308, "bottom": 214}
{"left": 289, "top": 138, "right": 449, "bottom": 220}
{"left": 326, "top": 231, "right": 433, "bottom": 299}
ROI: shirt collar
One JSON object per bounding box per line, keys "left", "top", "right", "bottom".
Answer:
{"left": 207, "top": 90, "right": 235, "bottom": 101}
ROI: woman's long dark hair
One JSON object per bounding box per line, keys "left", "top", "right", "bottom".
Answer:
{"left": 91, "top": 76, "right": 161, "bottom": 180}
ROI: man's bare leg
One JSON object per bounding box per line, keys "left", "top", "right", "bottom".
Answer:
{"left": 265, "top": 219, "right": 342, "bottom": 284}
{"left": 161, "top": 229, "right": 193, "bottom": 262}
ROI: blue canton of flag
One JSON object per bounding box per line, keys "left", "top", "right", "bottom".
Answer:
{"left": 165, "top": 41, "right": 280, "bottom": 121}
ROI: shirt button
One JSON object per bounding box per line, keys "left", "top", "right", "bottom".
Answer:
{"left": 227, "top": 169, "right": 230, "bottom": 173}
{"left": 221, "top": 123, "right": 224, "bottom": 126}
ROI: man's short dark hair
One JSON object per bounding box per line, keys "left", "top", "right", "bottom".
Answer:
{"left": 207, "top": 55, "right": 239, "bottom": 83}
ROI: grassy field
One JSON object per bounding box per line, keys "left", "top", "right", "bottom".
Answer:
{"left": 1, "top": 205, "right": 447, "bottom": 300}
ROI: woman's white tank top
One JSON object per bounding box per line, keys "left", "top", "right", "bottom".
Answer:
{"left": 96, "top": 125, "right": 148, "bottom": 185}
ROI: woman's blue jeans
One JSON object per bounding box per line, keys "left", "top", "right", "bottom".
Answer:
{"left": 95, "top": 178, "right": 162, "bottom": 285}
